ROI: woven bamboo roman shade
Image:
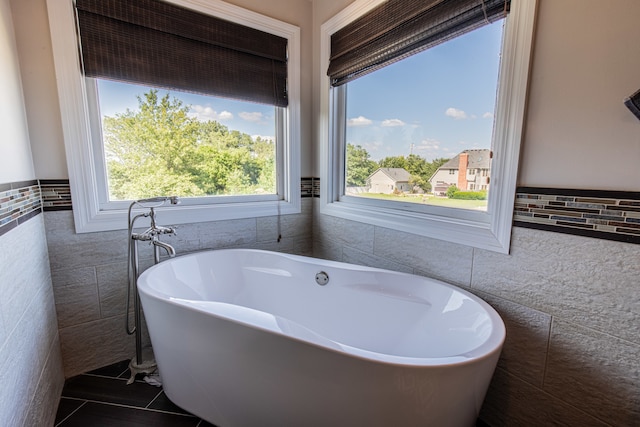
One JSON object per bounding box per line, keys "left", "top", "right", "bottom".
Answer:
{"left": 75, "top": 0, "right": 288, "bottom": 107}
{"left": 328, "top": 0, "right": 510, "bottom": 86}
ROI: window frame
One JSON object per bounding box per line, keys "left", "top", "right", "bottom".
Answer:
{"left": 47, "top": 0, "right": 301, "bottom": 233}
{"left": 319, "top": 0, "right": 537, "bottom": 254}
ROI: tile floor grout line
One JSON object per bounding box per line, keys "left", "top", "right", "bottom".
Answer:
{"left": 68, "top": 372, "right": 160, "bottom": 387}
{"left": 54, "top": 400, "right": 87, "bottom": 427}
{"left": 82, "top": 372, "right": 131, "bottom": 381}
{"left": 146, "top": 389, "right": 165, "bottom": 409}
{"left": 63, "top": 398, "right": 200, "bottom": 418}
{"left": 117, "top": 366, "right": 130, "bottom": 378}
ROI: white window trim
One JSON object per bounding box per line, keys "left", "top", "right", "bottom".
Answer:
{"left": 47, "top": 0, "right": 301, "bottom": 233}
{"left": 319, "top": 0, "right": 537, "bottom": 254}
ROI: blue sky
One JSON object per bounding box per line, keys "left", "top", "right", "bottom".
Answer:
{"left": 97, "top": 20, "right": 503, "bottom": 161}
{"left": 346, "top": 20, "right": 503, "bottom": 161}
{"left": 97, "top": 80, "right": 276, "bottom": 141}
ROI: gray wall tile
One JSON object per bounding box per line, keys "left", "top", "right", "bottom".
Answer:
{"left": 45, "top": 212, "right": 129, "bottom": 271}
{"left": 480, "top": 368, "right": 608, "bottom": 427}
{"left": 0, "top": 306, "right": 5, "bottom": 352}
{"left": 96, "top": 258, "right": 155, "bottom": 319}
{"left": 23, "top": 335, "right": 65, "bottom": 427}
{"left": 51, "top": 266, "right": 96, "bottom": 288}
{"left": 96, "top": 261, "right": 130, "bottom": 320}
{"left": 0, "top": 286, "right": 60, "bottom": 427}
{"left": 474, "top": 291, "right": 551, "bottom": 387}
{"left": 0, "top": 216, "right": 61, "bottom": 427}
{"left": 256, "top": 198, "right": 312, "bottom": 243}
{"left": 197, "top": 218, "right": 257, "bottom": 249}
{"left": 472, "top": 227, "right": 640, "bottom": 345}
{"left": 0, "top": 216, "right": 52, "bottom": 334}
{"left": 53, "top": 283, "right": 101, "bottom": 328}
{"left": 342, "top": 245, "right": 414, "bottom": 274}
{"left": 242, "top": 238, "right": 295, "bottom": 253}
{"left": 312, "top": 238, "right": 343, "bottom": 262}
{"left": 292, "top": 235, "right": 313, "bottom": 256}
{"left": 59, "top": 315, "right": 139, "bottom": 377}
{"left": 374, "top": 227, "right": 473, "bottom": 287}
{"left": 314, "top": 213, "right": 375, "bottom": 254}
{"left": 544, "top": 320, "right": 640, "bottom": 425}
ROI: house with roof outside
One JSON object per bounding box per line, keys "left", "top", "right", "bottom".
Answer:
{"left": 429, "top": 149, "right": 491, "bottom": 196}
{"left": 366, "top": 167, "right": 412, "bottom": 194}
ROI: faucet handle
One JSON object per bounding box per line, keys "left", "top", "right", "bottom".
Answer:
{"left": 154, "top": 225, "right": 176, "bottom": 235}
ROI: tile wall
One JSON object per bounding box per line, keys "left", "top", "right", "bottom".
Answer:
{"left": 6, "top": 176, "right": 639, "bottom": 424}
{"left": 0, "top": 180, "right": 64, "bottom": 426}
{"left": 45, "top": 180, "right": 313, "bottom": 377}
{"left": 312, "top": 191, "right": 640, "bottom": 425}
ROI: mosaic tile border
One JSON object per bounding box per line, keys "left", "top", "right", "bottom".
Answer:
{"left": 301, "top": 177, "right": 320, "bottom": 198}
{"left": 38, "top": 178, "right": 318, "bottom": 205}
{"left": 40, "top": 179, "right": 73, "bottom": 211}
{"left": 0, "top": 180, "right": 42, "bottom": 237}
{"left": 23, "top": 178, "right": 316, "bottom": 214}
{"left": 513, "top": 187, "right": 640, "bottom": 244}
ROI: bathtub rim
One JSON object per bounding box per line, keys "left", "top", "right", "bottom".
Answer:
{"left": 137, "top": 248, "right": 506, "bottom": 368}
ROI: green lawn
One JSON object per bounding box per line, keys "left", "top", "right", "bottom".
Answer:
{"left": 352, "top": 193, "right": 488, "bottom": 210}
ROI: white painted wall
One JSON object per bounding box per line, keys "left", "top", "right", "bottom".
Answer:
{"left": 519, "top": 0, "right": 640, "bottom": 190}
{"left": 10, "top": 0, "right": 66, "bottom": 179}
{"left": 0, "top": 0, "right": 35, "bottom": 183}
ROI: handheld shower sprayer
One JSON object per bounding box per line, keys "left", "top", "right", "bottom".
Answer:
{"left": 125, "top": 195, "right": 179, "bottom": 382}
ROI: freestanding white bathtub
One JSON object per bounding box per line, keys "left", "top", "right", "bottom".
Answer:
{"left": 137, "top": 249, "right": 505, "bottom": 427}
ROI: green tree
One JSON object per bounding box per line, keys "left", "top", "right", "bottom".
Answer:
{"left": 446, "top": 185, "right": 459, "bottom": 198}
{"left": 104, "top": 90, "right": 203, "bottom": 199}
{"left": 378, "top": 156, "right": 407, "bottom": 169}
{"left": 346, "top": 144, "right": 377, "bottom": 186}
{"left": 103, "top": 90, "right": 275, "bottom": 200}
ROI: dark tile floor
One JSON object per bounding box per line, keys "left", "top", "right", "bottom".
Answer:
{"left": 54, "top": 360, "right": 216, "bottom": 426}
{"left": 55, "top": 359, "right": 492, "bottom": 426}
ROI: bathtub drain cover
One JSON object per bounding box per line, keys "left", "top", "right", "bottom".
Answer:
{"left": 315, "top": 271, "right": 329, "bottom": 286}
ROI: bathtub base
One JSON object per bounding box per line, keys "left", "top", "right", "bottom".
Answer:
{"left": 149, "top": 299, "right": 497, "bottom": 427}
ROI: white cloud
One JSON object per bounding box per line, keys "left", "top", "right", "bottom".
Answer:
{"left": 189, "top": 105, "right": 233, "bottom": 122}
{"left": 347, "top": 116, "right": 373, "bottom": 127}
{"left": 239, "top": 112, "right": 264, "bottom": 123}
{"left": 483, "top": 112, "right": 494, "bottom": 119}
{"left": 410, "top": 138, "right": 448, "bottom": 160}
{"left": 381, "top": 118, "right": 405, "bottom": 127}
{"left": 218, "top": 110, "right": 234, "bottom": 121}
{"left": 362, "top": 140, "right": 383, "bottom": 153}
{"left": 445, "top": 107, "right": 468, "bottom": 120}
{"left": 415, "top": 138, "right": 440, "bottom": 150}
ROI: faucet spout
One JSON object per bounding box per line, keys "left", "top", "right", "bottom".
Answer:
{"left": 153, "top": 240, "right": 176, "bottom": 258}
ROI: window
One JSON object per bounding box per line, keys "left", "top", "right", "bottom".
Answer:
{"left": 47, "top": 0, "right": 300, "bottom": 232}
{"left": 88, "top": 79, "right": 279, "bottom": 205}
{"left": 320, "top": 0, "right": 537, "bottom": 253}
